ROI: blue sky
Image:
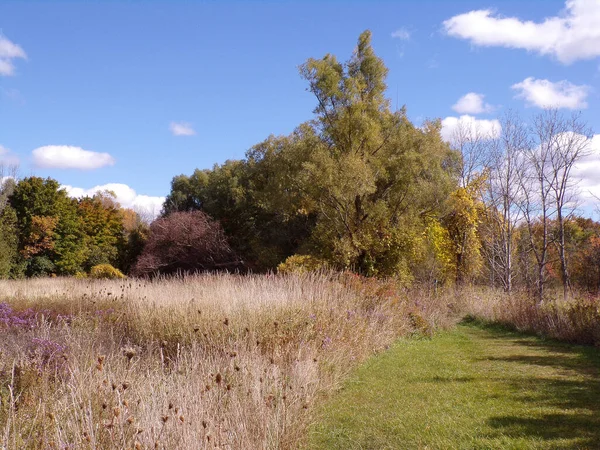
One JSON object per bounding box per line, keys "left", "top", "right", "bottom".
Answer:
{"left": 1, "top": 0, "right": 599, "bottom": 215}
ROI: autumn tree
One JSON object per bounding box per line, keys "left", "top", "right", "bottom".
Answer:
{"left": 77, "top": 191, "right": 125, "bottom": 270}
{"left": 10, "top": 177, "right": 86, "bottom": 276}
{"left": 443, "top": 176, "right": 486, "bottom": 284}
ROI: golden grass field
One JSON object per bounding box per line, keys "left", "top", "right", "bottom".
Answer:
{"left": 0, "top": 273, "right": 456, "bottom": 449}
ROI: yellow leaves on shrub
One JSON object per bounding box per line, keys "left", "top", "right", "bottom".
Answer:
{"left": 90, "top": 264, "right": 126, "bottom": 279}
{"left": 277, "top": 254, "right": 328, "bottom": 274}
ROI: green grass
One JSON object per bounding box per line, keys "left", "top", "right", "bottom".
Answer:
{"left": 308, "top": 322, "right": 600, "bottom": 449}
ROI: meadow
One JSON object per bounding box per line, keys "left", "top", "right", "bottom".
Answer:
{"left": 2, "top": 274, "right": 599, "bottom": 449}
{"left": 0, "top": 273, "right": 455, "bottom": 449}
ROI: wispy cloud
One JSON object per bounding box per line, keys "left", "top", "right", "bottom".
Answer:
{"left": 32, "top": 145, "right": 115, "bottom": 170}
{"left": 512, "top": 77, "right": 589, "bottom": 109}
{"left": 0, "top": 144, "right": 20, "bottom": 165}
{"left": 452, "top": 92, "right": 494, "bottom": 114}
{"left": 443, "top": 0, "right": 600, "bottom": 64}
{"left": 391, "top": 28, "right": 411, "bottom": 41}
{"left": 0, "top": 34, "right": 27, "bottom": 76}
{"left": 170, "top": 122, "right": 196, "bottom": 136}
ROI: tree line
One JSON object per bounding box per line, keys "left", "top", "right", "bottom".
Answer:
{"left": 0, "top": 172, "right": 148, "bottom": 278}
{"left": 1, "top": 31, "right": 598, "bottom": 302}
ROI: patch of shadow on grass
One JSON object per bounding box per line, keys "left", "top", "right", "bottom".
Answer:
{"left": 488, "top": 413, "right": 600, "bottom": 447}
{"left": 483, "top": 354, "right": 599, "bottom": 378}
{"left": 481, "top": 340, "right": 600, "bottom": 447}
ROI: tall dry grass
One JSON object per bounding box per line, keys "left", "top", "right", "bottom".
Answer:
{"left": 460, "top": 287, "right": 600, "bottom": 346}
{"left": 0, "top": 273, "right": 457, "bottom": 449}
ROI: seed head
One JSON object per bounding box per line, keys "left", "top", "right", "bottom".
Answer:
{"left": 123, "top": 347, "right": 136, "bottom": 360}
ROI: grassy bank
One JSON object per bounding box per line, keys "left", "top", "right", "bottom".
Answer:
{"left": 309, "top": 321, "right": 600, "bottom": 449}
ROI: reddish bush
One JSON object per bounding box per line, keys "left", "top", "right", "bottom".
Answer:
{"left": 132, "top": 211, "right": 240, "bottom": 276}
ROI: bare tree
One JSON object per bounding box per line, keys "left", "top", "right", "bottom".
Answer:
{"left": 518, "top": 117, "right": 555, "bottom": 302}
{"left": 449, "top": 119, "right": 494, "bottom": 189}
{"left": 132, "top": 211, "right": 242, "bottom": 276}
{"left": 516, "top": 110, "right": 592, "bottom": 302}
{"left": 541, "top": 110, "right": 593, "bottom": 300}
{"left": 484, "top": 111, "right": 528, "bottom": 293}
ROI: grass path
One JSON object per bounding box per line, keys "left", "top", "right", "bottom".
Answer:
{"left": 308, "top": 322, "right": 600, "bottom": 449}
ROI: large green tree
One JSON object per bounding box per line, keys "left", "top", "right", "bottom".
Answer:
{"left": 163, "top": 31, "right": 458, "bottom": 278}
{"left": 0, "top": 177, "right": 20, "bottom": 277}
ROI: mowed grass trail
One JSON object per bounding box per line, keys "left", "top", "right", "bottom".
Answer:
{"left": 308, "top": 322, "right": 600, "bottom": 449}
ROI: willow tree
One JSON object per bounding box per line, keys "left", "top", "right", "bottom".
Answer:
{"left": 292, "top": 30, "right": 457, "bottom": 277}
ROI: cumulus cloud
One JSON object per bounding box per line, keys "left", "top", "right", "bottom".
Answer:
{"left": 391, "top": 28, "right": 411, "bottom": 40}
{"left": 511, "top": 77, "right": 589, "bottom": 109}
{"left": 452, "top": 92, "right": 493, "bottom": 114}
{"left": 440, "top": 115, "right": 501, "bottom": 142}
{"left": 169, "top": 122, "right": 196, "bottom": 136}
{"left": 32, "top": 145, "right": 115, "bottom": 170}
{"left": 64, "top": 183, "right": 165, "bottom": 219}
{"left": 0, "top": 35, "right": 27, "bottom": 76}
{"left": 442, "top": 0, "right": 600, "bottom": 64}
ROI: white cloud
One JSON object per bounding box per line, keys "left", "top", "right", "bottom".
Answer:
{"left": 0, "top": 35, "right": 27, "bottom": 76}
{"left": 511, "top": 77, "right": 589, "bottom": 109}
{"left": 64, "top": 183, "right": 165, "bottom": 219}
{"left": 169, "top": 122, "right": 196, "bottom": 136}
{"left": 32, "top": 145, "right": 115, "bottom": 170}
{"left": 573, "top": 134, "right": 600, "bottom": 207}
{"left": 440, "top": 115, "right": 501, "bottom": 142}
{"left": 443, "top": 0, "right": 600, "bottom": 64}
{"left": 391, "top": 28, "right": 411, "bottom": 40}
{"left": 452, "top": 92, "right": 493, "bottom": 114}
{"left": 0, "top": 144, "right": 20, "bottom": 165}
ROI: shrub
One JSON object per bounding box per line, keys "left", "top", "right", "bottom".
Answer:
{"left": 132, "top": 211, "right": 240, "bottom": 277}
{"left": 277, "top": 254, "right": 328, "bottom": 274}
{"left": 90, "top": 264, "right": 126, "bottom": 279}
